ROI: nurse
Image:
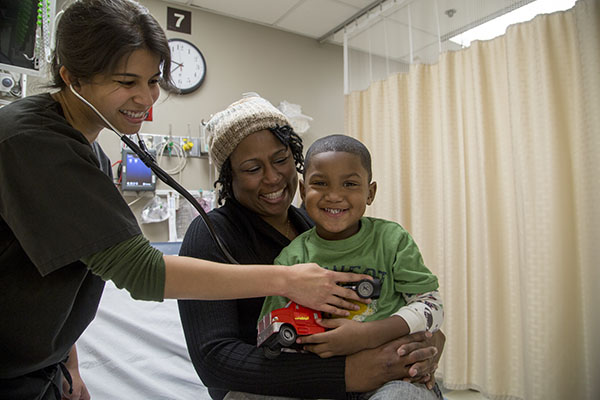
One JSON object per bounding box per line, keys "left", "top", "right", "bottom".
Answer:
{"left": 0, "top": 1, "right": 370, "bottom": 398}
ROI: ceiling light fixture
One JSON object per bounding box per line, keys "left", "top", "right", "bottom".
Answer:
{"left": 449, "top": 0, "right": 576, "bottom": 47}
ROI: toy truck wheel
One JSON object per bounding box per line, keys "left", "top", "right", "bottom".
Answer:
{"left": 278, "top": 324, "right": 297, "bottom": 346}
{"left": 356, "top": 280, "right": 375, "bottom": 298}
{"left": 263, "top": 346, "right": 282, "bottom": 360}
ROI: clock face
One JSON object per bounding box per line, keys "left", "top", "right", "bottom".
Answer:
{"left": 168, "top": 39, "right": 206, "bottom": 94}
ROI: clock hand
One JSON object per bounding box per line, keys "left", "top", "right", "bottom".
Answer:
{"left": 171, "top": 61, "right": 184, "bottom": 72}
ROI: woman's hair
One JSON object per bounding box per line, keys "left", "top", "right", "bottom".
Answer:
{"left": 50, "top": 0, "right": 174, "bottom": 90}
{"left": 215, "top": 125, "right": 304, "bottom": 205}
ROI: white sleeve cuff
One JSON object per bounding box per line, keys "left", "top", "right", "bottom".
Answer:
{"left": 394, "top": 307, "right": 427, "bottom": 334}
{"left": 393, "top": 290, "right": 444, "bottom": 333}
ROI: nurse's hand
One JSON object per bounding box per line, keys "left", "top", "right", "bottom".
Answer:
{"left": 62, "top": 371, "right": 91, "bottom": 400}
{"left": 62, "top": 344, "right": 91, "bottom": 400}
{"left": 284, "top": 263, "right": 372, "bottom": 317}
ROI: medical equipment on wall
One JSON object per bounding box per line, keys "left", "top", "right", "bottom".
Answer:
{"left": 0, "top": 73, "right": 15, "bottom": 92}
{"left": 140, "top": 195, "right": 169, "bottom": 224}
{"left": 0, "top": 71, "right": 24, "bottom": 103}
{"left": 0, "top": 0, "right": 55, "bottom": 76}
{"left": 120, "top": 148, "right": 157, "bottom": 192}
{"left": 69, "top": 84, "right": 237, "bottom": 264}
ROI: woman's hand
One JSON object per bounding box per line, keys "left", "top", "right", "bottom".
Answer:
{"left": 344, "top": 331, "right": 440, "bottom": 392}
{"left": 298, "top": 318, "right": 367, "bottom": 357}
{"left": 399, "top": 330, "right": 445, "bottom": 389}
{"left": 62, "top": 369, "right": 91, "bottom": 400}
{"left": 61, "top": 344, "right": 91, "bottom": 400}
{"left": 284, "top": 263, "right": 373, "bottom": 316}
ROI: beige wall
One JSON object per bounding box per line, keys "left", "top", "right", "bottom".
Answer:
{"left": 62, "top": 0, "right": 345, "bottom": 241}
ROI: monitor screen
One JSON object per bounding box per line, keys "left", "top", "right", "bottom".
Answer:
{"left": 121, "top": 149, "right": 156, "bottom": 191}
{"left": 0, "top": 0, "right": 43, "bottom": 75}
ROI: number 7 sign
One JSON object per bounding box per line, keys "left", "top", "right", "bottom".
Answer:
{"left": 167, "top": 7, "right": 192, "bottom": 34}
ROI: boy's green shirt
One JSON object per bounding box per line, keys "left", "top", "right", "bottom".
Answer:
{"left": 259, "top": 217, "right": 438, "bottom": 322}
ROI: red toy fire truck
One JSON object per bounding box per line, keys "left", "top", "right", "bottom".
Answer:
{"left": 257, "top": 278, "right": 381, "bottom": 359}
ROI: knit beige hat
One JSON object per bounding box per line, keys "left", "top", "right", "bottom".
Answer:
{"left": 206, "top": 94, "right": 291, "bottom": 171}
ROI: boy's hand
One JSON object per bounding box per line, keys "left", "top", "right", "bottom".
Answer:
{"left": 297, "top": 318, "right": 367, "bottom": 357}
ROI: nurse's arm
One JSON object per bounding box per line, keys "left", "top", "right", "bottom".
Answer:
{"left": 164, "top": 255, "right": 370, "bottom": 316}
{"left": 83, "top": 234, "right": 370, "bottom": 316}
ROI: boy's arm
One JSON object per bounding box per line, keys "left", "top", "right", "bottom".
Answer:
{"left": 300, "top": 314, "right": 411, "bottom": 357}
{"left": 299, "top": 290, "right": 443, "bottom": 357}
{"left": 393, "top": 290, "right": 444, "bottom": 333}
{"left": 355, "top": 289, "right": 444, "bottom": 349}
{"left": 351, "top": 227, "right": 443, "bottom": 349}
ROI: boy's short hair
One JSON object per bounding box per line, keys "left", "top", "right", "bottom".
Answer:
{"left": 304, "top": 134, "right": 372, "bottom": 181}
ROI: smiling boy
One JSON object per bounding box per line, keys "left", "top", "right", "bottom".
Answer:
{"left": 259, "top": 134, "right": 444, "bottom": 399}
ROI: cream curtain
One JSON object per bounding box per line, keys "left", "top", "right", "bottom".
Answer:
{"left": 345, "top": 1, "right": 599, "bottom": 399}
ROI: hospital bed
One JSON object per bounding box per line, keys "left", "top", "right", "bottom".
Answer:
{"left": 77, "top": 242, "right": 211, "bottom": 399}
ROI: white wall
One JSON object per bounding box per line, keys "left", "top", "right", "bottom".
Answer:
{"left": 85, "top": 0, "right": 346, "bottom": 241}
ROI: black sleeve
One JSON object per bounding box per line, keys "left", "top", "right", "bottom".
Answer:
{"left": 177, "top": 212, "right": 347, "bottom": 400}
{"left": 0, "top": 127, "right": 140, "bottom": 275}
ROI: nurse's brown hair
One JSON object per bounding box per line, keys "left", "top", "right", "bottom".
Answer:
{"left": 50, "top": 0, "right": 174, "bottom": 91}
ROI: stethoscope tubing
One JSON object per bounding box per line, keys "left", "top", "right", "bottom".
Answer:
{"left": 69, "top": 85, "right": 238, "bottom": 264}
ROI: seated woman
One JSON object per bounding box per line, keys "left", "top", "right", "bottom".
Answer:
{"left": 177, "top": 94, "right": 444, "bottom": 399}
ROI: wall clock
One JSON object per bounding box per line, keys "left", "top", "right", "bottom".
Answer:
{"left": 168, "top": 38, "right": 206, "bottom": 94}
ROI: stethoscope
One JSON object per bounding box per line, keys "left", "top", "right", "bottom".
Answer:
{"left": 69, "top": 84, "right": 237, "bottom": 264}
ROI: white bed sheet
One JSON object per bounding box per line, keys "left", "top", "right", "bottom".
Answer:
{"left": 77, "top": 280, "right": 210, "bottom": 399}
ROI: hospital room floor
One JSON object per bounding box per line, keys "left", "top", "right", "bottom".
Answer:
{"left": 443, "top": 388, "right": 487, "bottom": 400}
